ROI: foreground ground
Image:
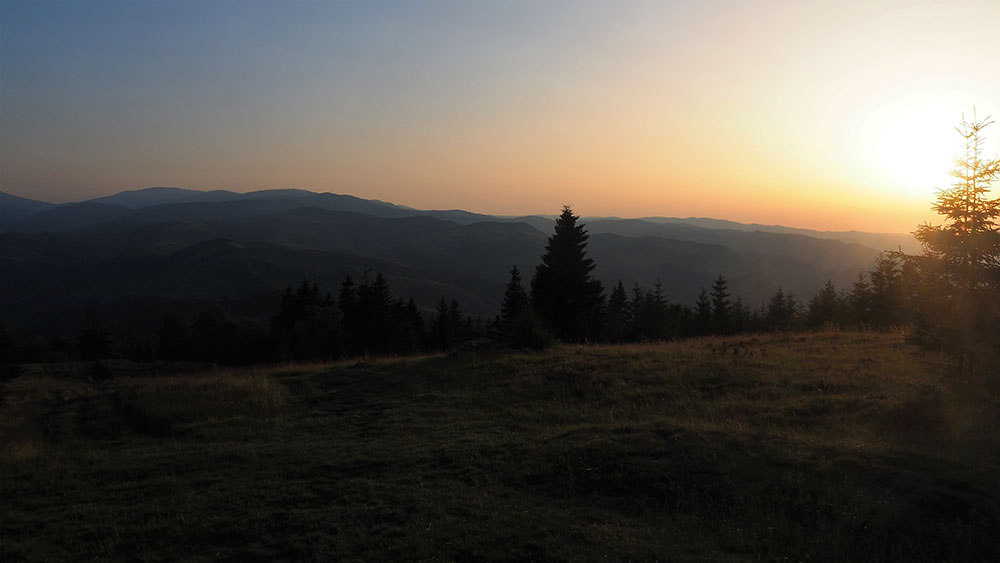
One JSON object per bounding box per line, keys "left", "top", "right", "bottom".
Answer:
{"left": 2, "top": 332, "right": 999, "bottom": 562}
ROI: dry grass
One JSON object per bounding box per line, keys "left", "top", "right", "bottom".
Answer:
{"left": 2, "top": 331, "right": 998, "bottom": 562}
{"left": 0, "top": 366, "right": 287, "bottom": 466}
{"left": 120, "top": 367, "right": 288, "bottom": 424}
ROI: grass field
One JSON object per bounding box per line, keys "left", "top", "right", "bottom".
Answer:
{"left": 2, "top": 331, "right": 999, "bottom": 562}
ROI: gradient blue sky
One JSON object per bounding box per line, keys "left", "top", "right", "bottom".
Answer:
{"left": 3, "top": 0, "right": 1000, "bottom": 231}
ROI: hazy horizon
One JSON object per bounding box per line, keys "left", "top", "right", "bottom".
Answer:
{"left": 0, "top": 184, "right": 924, "bottom": 235}
{"left": 3, "top": 0, "right": 1000, "bottom": 232}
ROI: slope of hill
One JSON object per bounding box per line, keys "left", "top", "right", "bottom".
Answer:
{"left": 0, "top": 230, "right": 503, "bottom": 335}
{"left": 638, "top": 215, "right": 921, "bottom": 254}
{"left": 2, "top": 202, "right": 131, "bottom": 233}
{"left": 2, "top": 187, "right": 916, "bottom": 251}
{"left": 0, "top": 189, "right": 496, "bottom": 233}
{"left": 0, "top": 191, "right": 56, "bottom": 224}
{"left": 0, "top": 187, "right": 915, "bottom": 335}
{"left": 0, "top": 201, "right": 894, "bottom": 335}
{"left": 89, "top": 186, "right": 247, "bottom": 208}
{"left": 3, "top": 332, "right": 996, "bottom": 561}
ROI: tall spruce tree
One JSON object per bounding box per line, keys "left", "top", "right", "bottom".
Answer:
{"left": 627, "top": 283, "right": 645, "bottom": 340}
{"left": 766, "top": 286, "right": 797, "bottom": 331}
{"left": 710, "top": 274, "right": 732, "bottom": 334}
{"left": 356, "top": 273, "right": 395, "bottom": 355}
{"left": 531, "top": 206, "right": 605, "bottom": 342}
{"left": 807, "top": 281, "right": 843, "bottom": 329}
{"left": 849, "top": 272, "right": 873, "bottom": 326}
{"left": 646, "top": 281, "right": 671, "bottom": 340}
{"left": 869, "top": 253, "right": 905, "bottom": 328}
{"left": 499, "top": 265, "right": 550, "bottom": 348}
{"left": 907, "top": 113, "right": 1000, "bottom": 371}
{"left": 914, "top": 113, "right": 1000, "bottom": 287}
{"left": 500, "top": 265, "right": 529, "bottom": 333}
{"left": 605, "top": 280, "right": 629, "bottom": 342}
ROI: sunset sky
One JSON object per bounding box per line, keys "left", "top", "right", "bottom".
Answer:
{"left": 3, "top": 0, "right": 1000, "bottom": 232}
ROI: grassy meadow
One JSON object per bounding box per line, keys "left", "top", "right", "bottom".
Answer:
{"left": 2, "top": 331, "right": 999, "bottom": 562}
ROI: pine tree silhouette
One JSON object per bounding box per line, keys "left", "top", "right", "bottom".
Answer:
{"left": 849, "top": 272, "right": 873, "bottom": 326}
{"left": 905, "top": 113, "right": 1000, "bottom": 372}
{"left": 807, "top": 281, "right": 842, "bottom": 328}
{"left": 605, "top": 280, "right": 629, "bottom": 342}
{"left": 710, "top": 274, "right": 732, "bottom": 334}
{"left": 531, "top": 206, "right": 605, "bottom": 342}
{"left": 500, "top": 265, "right": 529, "bottom": 335}
{"left": 695, "top": 288, "right": 712, "bottom": 336}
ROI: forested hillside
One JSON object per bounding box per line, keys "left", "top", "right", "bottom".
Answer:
{"left": 1, "top": 188, "right": 899, "bottom": 338}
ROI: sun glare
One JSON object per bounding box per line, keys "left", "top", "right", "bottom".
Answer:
{"left": 859, "top": 94, "right": 966, "bottom": 198}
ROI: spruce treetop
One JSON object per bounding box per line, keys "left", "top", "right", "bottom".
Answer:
{"left": 531, "top": 206, "right": 605, "bottom": 342}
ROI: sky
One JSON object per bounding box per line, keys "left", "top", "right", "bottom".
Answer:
{"left": 2, "top": 0, "right": 1000, "bottom": 233}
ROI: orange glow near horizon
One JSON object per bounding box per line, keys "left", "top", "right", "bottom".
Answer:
{"left": 3, "top": 1, "right": 1000, "bottom": 234}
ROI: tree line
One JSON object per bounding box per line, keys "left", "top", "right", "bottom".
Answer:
{"left": 0, "top": 247, "right": 916, "bottom": 374}
{"left": 0, "top": 272, "right": 483, "bottom": 372}
{"left": 492, "top": 208, "right": 923, "bottom": 349}
{"left": 1, "top": 115, "right": 996, "bottom": 376}
{"left": 495, "top": 112, "right": 1000, "bottom": 376}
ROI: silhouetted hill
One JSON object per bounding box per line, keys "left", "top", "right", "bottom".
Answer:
{"left": 0, "top": 231, "right": 497, "bottom": 335}
{"left": 1, "top": 204, "right": 888, "bottom": 336}
{"left": 637, "top": 216, "right": 921, "bottom": 254}
{"left": 90, "top": 187, "right": 246, "bottom": 208}
{"left": 3, "top": 202, "right": 131, "bottom": 233}
{"left": 0, "top": 187, "right": 911, "bottom": 336}
{"left": 0, "top": 191, "right": 56, "bottom": 224}
{"left": 1, "top": 189, "right": 496, "bottom": 233}
{"left": 2, "top": 187, "right": 915, "bottom": 251}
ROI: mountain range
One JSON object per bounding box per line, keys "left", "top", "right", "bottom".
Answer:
{"left": 0, "top": 187, "right": 920, "bottom": 336}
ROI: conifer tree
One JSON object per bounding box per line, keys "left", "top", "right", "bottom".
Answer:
{"left": 338, "top": 275, "right": 358, "bottom": 320}
{"left": 710, "top": 274, "right": 732, "bottom": 334}
{"left": 695, "top": 288, "right": 712, "bottom": 335}
{"left": 627, "top": 282, "right": 645, "bottom": 340}
{"left": 807, "top": 281, "right": 842, "bottom": 329}
{"left": 391, "top": 297, "right": 424, "bottom": 355}
{"left": 356, "top": 273, "right": 395, "bottom": 355}
{"left": 498, "top": 265, "right": 550, "bottom": 348}
{"left": 849, "top": 272, "right": 873, "bottom": 326}
{"left": 730, "top": 296, "right": 751, "bottom": 333}
{"left": 271, "top": 280, "right": 343, "bottom": 361}
{"left": 448, "top": 299, "right": 467, "bottom": 344}
{"left": 500, "top": 265, "right": 529, "bottom": 334}
{"left": 646, "top": 281, "right": 671, "bottom": 340}
{"left": 766, "top": 286, "right": 797, "bottom": 331}
{"left": 869, "top": 253, "right": 905, "bottom": 327}
{"left": 604, "top": 280, "right": 629, "bottom": 342}
{"left": 907, "top": 112, "right": 1000, "bottom": 370}
{"left": 531, "top": 206, "right": 605, "bottom": 342}
{"left": 914, "top": 113, "right": 1000, "bottom": 286}
{"left": 338, "top": 275, "right": 359, "bottom": 352}
{"left": 431, "top": 297, "right": 458, "bottom": 350}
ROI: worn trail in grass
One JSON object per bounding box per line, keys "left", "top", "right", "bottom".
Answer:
{"left": 2, "top": 332, "right": 999, "bottom": 561}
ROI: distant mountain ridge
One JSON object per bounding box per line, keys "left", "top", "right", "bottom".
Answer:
{"left": 0, "top": 191, "right": 57, "bottom": 223}
{"left": 0, "top": 186, "right": 916, "bottom": 336}
{"left": 1, "top": 187, "right": 918, "bottom": 250}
